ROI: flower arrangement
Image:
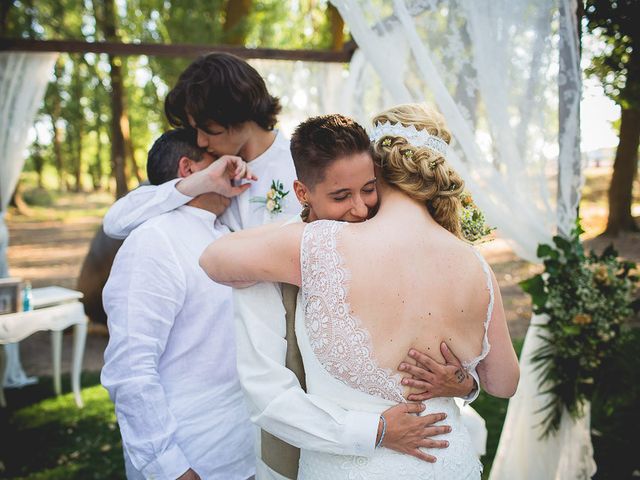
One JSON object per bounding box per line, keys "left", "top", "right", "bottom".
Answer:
{"left": 251, "top": 180, "right": 289, "bottom": 215}
{"left": 460, "top": 192, "right": 494, "bottom": 243}
{"left": 520, "top": 222, "right": 638, "bottom": 437}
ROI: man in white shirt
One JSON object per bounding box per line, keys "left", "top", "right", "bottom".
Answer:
{"left": 101, "top": 129, "right": 256, "bottom": 480}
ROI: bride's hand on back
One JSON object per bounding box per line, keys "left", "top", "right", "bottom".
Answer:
{"left": 399, "top": 343, "right": 476, "bottom": 401}
{"left": 380, "top": 403, "right": 450, "bottom": 463}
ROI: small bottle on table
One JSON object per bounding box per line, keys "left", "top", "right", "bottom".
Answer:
{"left": 22, "top": 281, "right": 32, "bottom": 312}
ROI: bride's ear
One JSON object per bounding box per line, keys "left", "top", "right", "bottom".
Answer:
{"left": 293, "top": 180, "right": 310, "bottom": 206}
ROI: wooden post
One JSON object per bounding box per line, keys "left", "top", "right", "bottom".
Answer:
{"left": 0, "top": 38, "right": 357, "bottom": 63}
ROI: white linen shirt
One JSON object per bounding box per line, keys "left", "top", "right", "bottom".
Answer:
{"left": 101, "top": 206, "right": 254, "bottom": 480}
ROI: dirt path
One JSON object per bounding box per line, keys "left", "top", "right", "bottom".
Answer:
{"left": 4, "top": 174, "right": 639, "bottom": 378}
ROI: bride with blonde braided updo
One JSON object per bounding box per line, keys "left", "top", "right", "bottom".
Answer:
{"left": 372, "top": 103, "right": 465, "bottom": 237}
{"left": 201, "top": 103, "right": 519, "bottom": 479}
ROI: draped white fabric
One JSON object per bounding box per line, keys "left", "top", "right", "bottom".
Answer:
{"left": 330, "top": 0, "right": 593, "bottom": 478}
{"left": 0, "top": 52, "right": 58, "bottom": 277}
{"left": 489, "top": 318, "right": 596, "bottom": 480}
{"left": 250, "top": 59, "right": 349, "bottom": 136}
{"left": 332, "top": 0, "right": 584, "bottom": 262}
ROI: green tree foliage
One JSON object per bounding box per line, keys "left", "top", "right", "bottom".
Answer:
{"left": 5, "top": 0, "right": 345, "bottom": 198}
{"left": 585, "top": 0, "right": 640, "bottom": 234}
{"left": 585, "top": 0, "right": 640, "bottom": 109}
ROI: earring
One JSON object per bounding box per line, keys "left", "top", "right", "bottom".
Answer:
{"left": 300, "top": 201, "right": 311, "bottom": 222}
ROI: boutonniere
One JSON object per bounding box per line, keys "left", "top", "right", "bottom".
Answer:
{"left": 251, "top": 180, "right": 289, "bottom": 215}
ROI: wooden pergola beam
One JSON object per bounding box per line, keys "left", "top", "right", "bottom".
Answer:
{"left": 0, "top": 38, "right": 357, "bottom": 63}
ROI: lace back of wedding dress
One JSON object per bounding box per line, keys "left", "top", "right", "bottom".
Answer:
{"left": 298, "top": 221, "right": 488, "bottom": 479}
{"left": 301, "top": 221, "right": 495, "bottom": 402}
{"left": 300, "top": 220, "right": 405, "bottom": 404}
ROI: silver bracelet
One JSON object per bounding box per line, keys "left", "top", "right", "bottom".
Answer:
{"left": 375, "top": 414, "right": 387, "bottom": 448}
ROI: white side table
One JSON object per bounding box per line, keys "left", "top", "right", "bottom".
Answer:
{"left": 0, "top": 287, "right": 87, "bottom": 407}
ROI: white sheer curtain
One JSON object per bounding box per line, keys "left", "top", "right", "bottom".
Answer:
{"left": 0, "top": 52, "right": 57, "bottom": 389}
{"left": 332, "top": 0, "right": 593, "bottom": 478}
{"left": 250, "top": 59, "right": 349, "bottom": 136}
{"left": 0, "top": 52, "right": 58, "bottom": 277}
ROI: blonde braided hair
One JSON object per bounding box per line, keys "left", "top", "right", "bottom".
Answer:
{"left": 372, "top": 104, "right": 464, "bottom": 238}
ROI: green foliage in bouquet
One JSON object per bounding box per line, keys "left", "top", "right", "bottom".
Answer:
{"left": 460, "top": 193, "right": 494, "bottom": 243}
{"left": 520, "top": 222, "right": 638, "bottom": 437}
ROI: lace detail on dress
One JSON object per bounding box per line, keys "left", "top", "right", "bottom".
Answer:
{"left": 298, "top": 399, "right": 483, "bottom": 480}
{"left": 300, "top": 220, "right": 405, "bottom": 403}
{"left": 462, "top": 248, "right": 495, "bottom": 372}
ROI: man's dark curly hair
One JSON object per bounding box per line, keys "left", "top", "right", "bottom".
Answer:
{"left": 165, "top": 52, "right": 281, "bottom": 132}
{"left": 146, "top": 129, "right": 205, "bottom": 185}
{"left": 290, "top": 114, "right": 372, "bottom": 188}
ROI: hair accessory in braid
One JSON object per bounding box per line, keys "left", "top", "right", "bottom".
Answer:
{"left": 428, "top": 158, "right": 445, "bottom": 170}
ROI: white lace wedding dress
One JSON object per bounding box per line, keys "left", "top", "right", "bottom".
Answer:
{"left": 296, "top": 220, "right": 493, "bottom": 479}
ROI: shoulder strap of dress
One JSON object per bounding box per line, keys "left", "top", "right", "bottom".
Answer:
{"left": 469, "top": 248, "right": 495, "bottom": 366}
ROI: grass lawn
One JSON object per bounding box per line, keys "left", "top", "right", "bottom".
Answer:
{"left": 1, "top": 333, "right": 639, "bottom": 479}
{"left": 0, "top": 373, "right": 124, "bottom": 479}
{"left": 4, "top": 371, "right": 512, "bottom": 480}
{"left": 2, "top": 362, "right": 515, "bottom": 479}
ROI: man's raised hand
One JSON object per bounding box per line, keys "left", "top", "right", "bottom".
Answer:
{"left": 177, "top": 155, "right": 258, "bottom": 198}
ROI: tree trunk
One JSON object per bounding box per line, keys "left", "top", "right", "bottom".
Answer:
{"left": 223, "top": 0, "right": 252, "bottom": 45}
{"left": 51, "top": 117, "right": 67, "bottom": 191}
{"left": 72, "top": 60, "right": 84, "bottom": 193}
{"left": 129, "top": 148, "right": 144, "bottom": 184}
{"left": 123, "top": 111, "right": 143, "bottom": 184}
{"left": 34, "top": 153, "right": 44, "bottom": 189}
{"left": 10, "top": 183, "right": 32, "bottom": 216}
{"left": 92, "top": 104, "right": 104, "bottom": 191}
{"left": 46, "top": 60, "right": 67, "bottom": 192}
{"left": 32, "top": 135, "right": 44, "bottom": 189}
{"left": 74, "top": 126, "right": 83, "bottom": 192}
{"left": 92, "top": 137, "right": 104, "bottom": 190}
{"left": 94, "top": 0, "right": 129, "bottom": 199}
{"left": 327, "top": 4, "right": 345, "bottom": 51}
{"left": 605, "top": 107, "right": 640, "bottom": 235}
{"left": 88, "top": 58, "right": 105, "bottom": 191}
{"left": 0, "top": 0, "right": 13, "bottom": 35}
{"left": 108, "top": 55, "right": 129, "bottom": 199}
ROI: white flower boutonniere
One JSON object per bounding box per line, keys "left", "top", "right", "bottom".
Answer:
{"left": 251, "top": 180, "right": 289, "bottom": 215}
